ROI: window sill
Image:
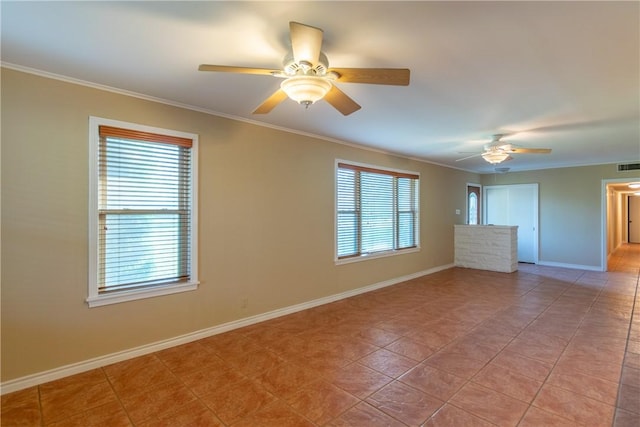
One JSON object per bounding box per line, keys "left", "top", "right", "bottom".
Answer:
{"left": 86, "top": 281, "right": 199, "bottom": 308}
{"left": 335, "top": 246, "right": 420, "bottom": 265}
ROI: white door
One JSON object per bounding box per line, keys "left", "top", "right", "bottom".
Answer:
{"left": 484, "top": 184, "right": 539, "bottom": 263}
{"left": 630, "top": 196, "right": 640, "bottom": 243}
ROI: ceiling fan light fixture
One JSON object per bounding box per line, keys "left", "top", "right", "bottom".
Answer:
{"left": 280, "top": 76, "right": 332, "bottom": 107}
{"left": 481, "top": 151, "right": 510, "bottom": 164}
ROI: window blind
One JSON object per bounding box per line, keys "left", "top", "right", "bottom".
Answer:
{"left": 337, "top": 162, "right": 419, "bottom": 259}
{"left": 97, "top": 126, "right": 192, "bottom": 293}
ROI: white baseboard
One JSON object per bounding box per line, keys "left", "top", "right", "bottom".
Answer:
{"left": 537, "top": 260, "right": 604, "bottom": 272}
{"left": 1, "top": 264, "right": 452, "bottom": 395}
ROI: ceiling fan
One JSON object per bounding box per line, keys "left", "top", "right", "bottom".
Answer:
{"left": 456, "top": 134, "right": 552, "bottom": 164}
{"left": 198, "top": 21, "right": 410, "bottom": 116}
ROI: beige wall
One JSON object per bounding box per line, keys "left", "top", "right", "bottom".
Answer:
{"left": 1, "top": 69, "right": 479, "bottom": 381}
{"left": 481, "top": 166, "right": 640, "bottom": 269}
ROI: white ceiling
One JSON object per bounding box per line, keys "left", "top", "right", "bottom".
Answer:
{"left": 2, "top": 1, "right": 639, "bottom": 174}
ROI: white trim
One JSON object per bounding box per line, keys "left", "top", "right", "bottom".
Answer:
{"left": 87, "top": 116, "right": 199, "bottom": 307}
{"left": 86, "top": 282, "right": 199, "bottom": 308}
{"left": 9, "top": 62, "right": 633, "bottom": 176}
{"left": 483, "top": 183, "right": 539, "bottom": 264}
{"left": 334, "top": 159, "right": 421, "bottom": 263}
{"left": 1, "top": 264, "right": 452, "bottom": 395}
{"left": 1, "top": 62, "right": 481, "bottom": 174}
{"left": 537, "top": 260, "right": 602, "bottom": 272}
{"left": 335, "top": 247, "right": 421, "bottom": 266}
{"left": 3, "top": 63, "right": 637, "bottom": 176}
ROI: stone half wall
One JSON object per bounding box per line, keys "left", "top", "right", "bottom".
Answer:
{"left": 454, "top": 225, "right": 518, "bottom": 273}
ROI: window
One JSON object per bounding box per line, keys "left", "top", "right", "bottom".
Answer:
{"left": 467, "top": 184, "right": 481, "bottom": 225}
{"left": 87, "top": 117, "right": 198, "bottom": 307}
{"left": 336, "top": 161, "right": 419, "bottom": 261}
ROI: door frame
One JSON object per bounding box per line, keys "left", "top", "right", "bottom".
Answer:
{"left": 602, "top": 177, "right": 640, "bottom": 270}
{"left": 629, "top": 195, "right": 640, "bottom": 243}
{"left": 483, "top": 183, "right": 539, "bottom": 264}
{"left": 466, "top": 183, "right": 482, "bottom": 225}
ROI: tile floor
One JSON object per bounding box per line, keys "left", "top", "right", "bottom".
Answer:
{"left": 2, "top": 244, "right": 639, "bottom": 426}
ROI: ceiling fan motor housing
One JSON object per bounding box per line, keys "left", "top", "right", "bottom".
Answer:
{"left": 282, "top": 51, "right": 329, "bottom": 76}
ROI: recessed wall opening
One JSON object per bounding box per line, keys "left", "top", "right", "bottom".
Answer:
{"left": 603, "top": 178, "right": 640, "bottom": 271}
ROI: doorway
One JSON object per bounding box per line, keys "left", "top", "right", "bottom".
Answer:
{"left": 466, "top": 183, "right": 481, "bottom": 225}
{"left": 484, "top": 183, "right": 539, "bottom": 263}
{"left": 628, "top": 195, "right": 640, "bottom": 243}
{"left": 602, "top": 178, "right": 640, "bottom": 270}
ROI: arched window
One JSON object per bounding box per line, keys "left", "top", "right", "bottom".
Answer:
{"left": 468, "top": 192, "right": 478, "bottom": 225}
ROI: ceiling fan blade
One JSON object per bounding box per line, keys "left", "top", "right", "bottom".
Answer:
{"left": 290, "top": 21, "right": 323, "bottom": 67}
{"left": 323, "top": 85, "right": 361, "bottom": 116}
{"left": 199, "top": 64, "right": 280, "bottom": 76}
{"left": 253, "top": 89, "right": 289, "bottom": 114}
{"left": 456, "top": 153, "right": 482, "bottom": 162}
{"left": 509, "top": 148, "right": 552, "bottom": 154}
{"left": 329, "top": 68, "right": 410, "bottom": 86}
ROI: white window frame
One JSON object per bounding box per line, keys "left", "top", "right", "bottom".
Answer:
{"left": 335, "top": 159, "right": 420, "bottom": 265}
{"left": 87, "top": 117, "right": 199, "bottom": 307}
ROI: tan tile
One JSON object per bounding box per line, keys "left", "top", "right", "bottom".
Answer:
{"left": 243, "top": 326, "right": 299, "bottom": 348}
{"left": 328, "top": 362, "right": 393, "bottom": 399}
{"left": 450, "top": 382, "right": 529, "bottom": 427}
{"left": 407, "top": 328, "right": 459, "bottom": 350}
{"left": 399, "top": 363, "right": 466, "bottom": 401}
{"left": 40, "top": 370, "right": 118, "bottom": 424}
{"left": 120, "top": 378, "right": 197, "bottom": 424}
{"left": 291, "top": 335, "right": 361, "bottom": 362}
{"left": 423, "top": 403, "right": 496, "bottom": 427}
{"left": 505, "top": 331, "right": 567, "bottom": 364}
{"left": 488, "top": 350, "right": 553, "bottom": 382}
{"left": 198, "top": 330, "right": 248, "bottom": 349}
{"left": 385, "top": 336, "right": 436, "bottom": 361}
{"left": 155, "top": 341, "right": 223, "bottom": 375}
{"left": 134, "top": 400, "right": 223, "bottom": 427}
{"left": 5, "top": 257, "right": 637, "bottom": 426}
{"left": 358, "top": 348, "right": 417, "bottom": 378}
{"left": 200, "top": 377, "right": 275, "bottom": 425}
{"left": 39, "top": 369, "right": 107, "bottom": 395}
{"left": 366, "top": 380, "right": 443, "bottom": 425}
{"left": 229, "top": 348, "right": 283, "bottom": 378}
{"left": 200, "top": 333, "right": 263, "bottom": 361}
{"left": 623, "top": 351, "right": 640, "bottom": 369}
{"left": 546, "top": 369, "right": 619, "bottom": 405}
{"left": 231, "top": 400, "right": 315, "bottom": 427}
{"left": 266, "top": 335, "right": 313, "bottom": 359}
{"left": 518, "top": 406, "right": 578, "bottom": 426}
{"left": 533, "top": 383, "right": 616, "bottom": 426}
{"left": 294, "top": 352, "right": 352, "bottom": 376}
{"left": 424, "top": 350, "right": 488, "bottom": 379}
{"left": 617, "top": 383, "right": 640, "bottom": 415}
{"left": 621, "top": 366, "right": 640, "bottom": 388}
{"left": 104, "top": 355, "right": 176, "bottom": 399}
{"left": 562, "top": 340, "right": 626, "bottom": 366}
{"left": 45, "top": 401, "right": 131, "bottom": 427}
{"left": 472, "top": 362, "right": 542, "bottom": 403}
{"left": 443, "top": 337, "right": 502, "bottom": 363}
{"left": 254, "top": 361, "right": 321, "bottom": 398}
{"left": 286, "top": 380, "right": 359, "bottom": 425}
{"left": 180, "top": 365, "right": 245, "bottom": 398}
{"left": 0, "top": 387, "right": 41, "bottom": 427}
{"left": 1, "top": 386, "right": 39, "bottom": 410}
{"left": 614, "top": 408, "right": 640, "bottom": 427}
{"left": 355, "top": 327, "right": 402, "bottom": 347}
{"left": 553, "top": 355, "right": 623, "bottom": 383}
